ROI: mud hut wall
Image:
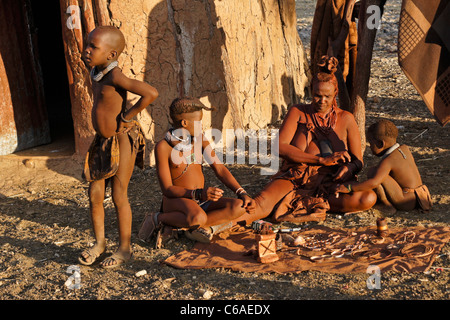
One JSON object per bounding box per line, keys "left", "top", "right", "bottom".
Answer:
{"left": 63, "top": 0, "right": 309, "bottom": 164}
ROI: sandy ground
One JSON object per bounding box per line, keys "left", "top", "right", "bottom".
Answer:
{"left": 0, "top": 0, "right": 448, "bottom": 305}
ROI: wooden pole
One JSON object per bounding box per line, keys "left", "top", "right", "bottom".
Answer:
{"left": 326, "top": 0, "right": 356, "bottom": 110}
{"left": 350, "top": 0, "right": 386, "bottom": 153}
{"left": 59, "top": 0, "right": 96, "bottom": 160}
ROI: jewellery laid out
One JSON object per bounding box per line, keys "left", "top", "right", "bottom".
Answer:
{"left": 276, "top": 228, "right": 434, "bottom": 263}
{"left": 253, "top": 216, "right": 436, "bottom": 265}
{"left": 394, "top": 230, "right": 416, "bottom": 244}
{"left": 350, "top": 247, "right": 392, "bottom": 260}
{"left": 399, "top": 243, "right": 434, "bottom": 258}
{"left": 295, "top": 232, "right": 343, "bottom": 251}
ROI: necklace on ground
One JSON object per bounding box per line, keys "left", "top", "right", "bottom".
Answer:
{"left": 90, "top": 61, "right": 118, "bottom": 82}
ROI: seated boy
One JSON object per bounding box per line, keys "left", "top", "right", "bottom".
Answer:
{"left": 334, "top": 119, "right": 432, "bottom": 213}
{"left": 144, "top": 97, "right": 255, "bottom": 244}
{"left": 78, "top": 26, "right": 158, "bottom": 268}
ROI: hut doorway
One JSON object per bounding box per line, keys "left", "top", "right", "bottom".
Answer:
{"left": 0, "top": 0, "right": 74, "bottom": 157}
{"left": 29, "top": 0, "right": 74, "bottom": 153}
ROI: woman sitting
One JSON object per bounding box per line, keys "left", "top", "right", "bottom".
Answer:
{"left": 234, "top": 56, "right": 376, "bottom": 226}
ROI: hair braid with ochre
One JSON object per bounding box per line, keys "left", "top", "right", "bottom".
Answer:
{"left": 169, "top": 96, "right": 215, "bottom": 122}
{"left": 311, "top": 55, "right": 339, "bottom": 104}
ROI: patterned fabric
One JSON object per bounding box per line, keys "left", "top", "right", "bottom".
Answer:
{"left": 398, "top": 0, "right": 450, "bottom": 125}
{"left": 83, "top": 121, "right": 146, "bottom": 182}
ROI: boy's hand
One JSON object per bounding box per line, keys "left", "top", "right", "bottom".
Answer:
{"left": 117, "top": 120, "right": 135, "bottom": 134}
{"left": 332, "top": 164, "right": 353, "bottom": 182}
{"left": 239, "top": 194, "right": 256, "bottom": 214}
{"left": 204, "top": 187, "right": 224, "bottom": 201}
{"left": 333, "top": 184, "right": 352, "bottom": 194}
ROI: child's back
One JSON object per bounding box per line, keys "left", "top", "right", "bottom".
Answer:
{"left": 335, "top": 119, "right": 432, "bottom": 213}
{"left": 382, "top": 144, "right": 423, "bottom": 190}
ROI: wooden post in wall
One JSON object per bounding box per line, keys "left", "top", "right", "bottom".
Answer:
{"left": 349, "top": 0, "right": 386, "bottom": 152}
{"left": 59, "top": 0, "right": 110, "bottom": 160}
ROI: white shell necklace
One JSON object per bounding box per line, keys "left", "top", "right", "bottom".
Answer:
{"left": 381, "top": 143, "right": 400, "bottom": 160}
{"left": 90, "top": 61, "right": 118, "bottom": 82}
{"left": 165, "top": 129, "right": 196, "bottom": 152}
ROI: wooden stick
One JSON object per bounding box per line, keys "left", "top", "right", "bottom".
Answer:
{"left": 350, "top": 0, "right": 386, "bottom": 153}
{"left": 412, "top": 128, "right": 429, "bottom": 140}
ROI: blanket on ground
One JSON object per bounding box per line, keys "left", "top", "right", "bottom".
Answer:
{"left": 164, "top": 225, "right": 450, "bottom": 274}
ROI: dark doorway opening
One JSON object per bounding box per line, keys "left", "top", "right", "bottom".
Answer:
{"left": 29, "top": 0, "right": 74, "bottom": 150}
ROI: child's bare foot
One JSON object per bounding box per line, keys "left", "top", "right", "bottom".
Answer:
{"left": 100, "top": 250, "right": 133, "bottom": 269}
{"left": 78, "top": 243, "right": 106, "bottom": 266}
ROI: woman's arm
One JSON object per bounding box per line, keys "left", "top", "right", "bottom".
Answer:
{"left": 333, "top": 112, "right": 363, "bottom": 181}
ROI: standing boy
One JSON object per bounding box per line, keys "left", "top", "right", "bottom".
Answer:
{"left": 145, "top": 97, "right": 255, "bottom": 244}
{"left": 79, "top": 26, "right": 158, "bottom": 268}
{"left": 334, "top": 119, "right": 432, "bottom": 213}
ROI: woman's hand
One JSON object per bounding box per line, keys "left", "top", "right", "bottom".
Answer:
{"left": 319, "top": 151, "right": 351, "bottom": 166}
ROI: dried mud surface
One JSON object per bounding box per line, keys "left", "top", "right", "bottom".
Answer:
{"left": 0, "top": 0, "right": 448, "bottom": 302}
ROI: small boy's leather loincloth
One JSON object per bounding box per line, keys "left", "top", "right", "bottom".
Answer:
{"left": 403, "top": 184, "right": 432, "bottom": 213}
{"left": 83, "top": 121, "right": 145, "bottom": 182}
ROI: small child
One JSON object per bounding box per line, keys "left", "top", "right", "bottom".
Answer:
{"left": 144, "top": 97, "right": 255, "bottom": 244}
{"left": 334, "top": 119, "right": 432, "bottom": 213}
{"left": 78, "top": 26, "right": 158, "bottom": 268}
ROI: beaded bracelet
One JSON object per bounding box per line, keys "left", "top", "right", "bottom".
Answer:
{"left": 235, "top": 187, "right": 248, "bottom": 199}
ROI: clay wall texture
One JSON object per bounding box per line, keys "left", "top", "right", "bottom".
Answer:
{"left": 62, "top": 0, "right": 309, "bottom": 163}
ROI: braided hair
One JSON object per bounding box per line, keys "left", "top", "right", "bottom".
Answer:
{"left": 169, "top": 97, "right": 214, "bottom": 123}
{"left": 311, "top": 55, "right": 339, "bottom": 99}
